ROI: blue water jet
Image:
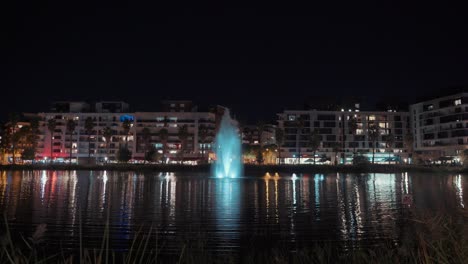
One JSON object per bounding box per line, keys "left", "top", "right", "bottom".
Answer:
{"left": 212, "top": 110, "right": 242, "bottom": 178}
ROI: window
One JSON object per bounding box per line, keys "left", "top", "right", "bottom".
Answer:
{"left": 378, "top": 122, "right": 387, "bottom": 129}
{"left": 180, "top": 103, "right": 185, "bottom": 107}
{"left": 288, "top": 115, "right": 296, "bottom": 121}
{"left": 323, "top": 121, "right": 336, "bottom": 127}
{"left": 368, "top": 115, "right": 375, "bottom": 121}
{"left": 317, "top": 114, "right": 335, "bottom": 121}
{"left": 423, "top": 104, "right": 434, "bottom": 111}
{"left": 455, "top": 99, "right": 462, "bottom": 106}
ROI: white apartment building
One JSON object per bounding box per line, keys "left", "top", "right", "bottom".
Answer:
{"left": 277, "top": 109, "right": 410, "bottom": 164}
{"left": 410, "top": 92, "right": 468, "bottom": 159}
{"left": 36, "top": 101, "right": 220, "bottom": 164}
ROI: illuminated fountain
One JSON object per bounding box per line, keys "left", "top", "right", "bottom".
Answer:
{"left": 212, "top": 110, "right": 242, "bottom": 178}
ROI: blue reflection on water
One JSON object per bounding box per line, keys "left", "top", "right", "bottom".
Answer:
{"left": 215, "top": 178, "right": 241, "bottom": 240}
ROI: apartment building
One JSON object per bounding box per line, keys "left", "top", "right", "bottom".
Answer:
{"left": 410, "top": 92, "right": 468, "bottom": 159}
{"left": 277, "top": 109, "right": 410, "bottom": 164}
{"left": 36, "top": 101, "right": 222, "bottom": 164}
{"left": 241, "top": 124, "right": 276, "bottom": 146}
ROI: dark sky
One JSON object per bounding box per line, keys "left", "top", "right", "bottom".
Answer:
{"left": 2, "top": 1, "right": 468, "bottom": 123}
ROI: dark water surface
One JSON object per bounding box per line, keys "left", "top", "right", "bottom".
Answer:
{"left": 0, "top": 170, "right": 466, "bottom": 253}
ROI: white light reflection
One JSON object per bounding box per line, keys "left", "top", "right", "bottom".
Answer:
{"left": 274, "top": 177, "right": 279, "bottom": 223}
{"left": 265, "top": 178, "right": 269, "bottom": 219}
{"left": 314, "top": 174, "right": 323, "bottom": 219}
{"left": 100, "top": 171, "right": 108, "bottom": 212}
{"left": 455, "top": 175, "right": 464, "bottom": 208}
{"left": 40, "top": 170, "right": 47, "bottom": 201}
{"left": 69, "top": 171, "right": 77, "bottom": 232}
{"left": 292, "top": 174, "right": 297, "bottom": 206}
{"left": 404, "top": 172, "right": 409, "bottom": 194}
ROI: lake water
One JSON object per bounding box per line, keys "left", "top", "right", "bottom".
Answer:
{"left": 0, "top": 170, "right": 466, "bottom": 254}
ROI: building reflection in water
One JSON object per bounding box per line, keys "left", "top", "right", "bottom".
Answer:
{"left": 1, "top": 171, "right": 468, "bottom": 252}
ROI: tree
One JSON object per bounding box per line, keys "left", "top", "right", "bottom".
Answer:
{"left": 47, "top": 118, "right": 57, "bottom": 162}
{"left": 103, "top": 127, "right": 113, "bottom": 162}
{"left": 17, "top": 125, "right": 33, "bottom": 163}
{"left": 256, "top": 149, "right": 264, "bottom": 164}
{"left": 8, "top": 113, "right": 20, "bottom": 164}
{"left": 348, "top": 116, "right": 358, "bottom": 158}
{"left": 275, "top": 127, "right": 285, "bottom": 164}
{"left": 256, "top": 121, "right": 265, "bottom": 147}
{"left": 368, "top": 122, "right": 380, "bottom": 164}
{"left": 158, "top": 128, "right": 169, "bottom": 163}
{"left": 0, "top": 123, "right": 10, "bottom": 164}
{"left": 84, "top": 117, "right": 95, "bottom": 163}
{"left": 66, "top": 119, "right": 77, "bottom": 164}
{"left": 404, "top": 132, "right": 414, "bottom": 163}
{"left": 144, "top": 145, "right": 162, "bottom": 163}
{"left": 28, "top": 117, "right": 40, "bottom": 151}
{"left": 307, "top": 130, "right": 321, "bottom": 165}
{"left": 21, "top": 147, "right": 35, "bottom": 161}
{"left": 385, "top": 133, "right": 395, "bottom": 164}
{"left": 177, "top": 125, "right": 189, "bottom": 163}
{"left": 116, "top": 147, "right": 132, "bottom": 163}
{"left": 141, "top": 127, "right": 152, "bottom": 164}
{"left": 198, "top": 124, "right": 208, "bottom": 162}
{"left": 460, "top": 149, "right": 468, "bottom": 168}
{"left": 353, "top": 154, "right": 370, "bottom": 166}
{"left": 332, "top": 142, "right": 341, "bottom": 165}
{"left": 121, "top": 119, "right": 132, "bottom": 147}
{"left": 295, "top": 117, "right": 305, "bottom": 164}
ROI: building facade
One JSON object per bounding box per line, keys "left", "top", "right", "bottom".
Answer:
{"left": 36, "top": 101, "right": 220, "bottom": 164}
{"left": 410, "top": 92, "right": 468, "bottom": 160}
{"left": 241, "top": 124, "right": 276, "bottom": 146}
{"left": 277, "top": 109, "right": 411, "bottom": 164}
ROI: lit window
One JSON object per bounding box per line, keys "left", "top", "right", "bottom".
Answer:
{"left": 288, "top": 115, "right": 296, "bottom": 121}
{"left": 454, "top": 99, "right": 462, "bottom": 105}
{"left": 180, "top": 104, "right": 185, "bottom": 107}
{"left": 170, "top": 103, "right": 175, "bottom": 107}
{"left": 369, "top": 115, "right": 375, "bottom": 121}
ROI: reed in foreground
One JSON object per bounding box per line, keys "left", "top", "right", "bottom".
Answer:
{"left": 1, "top": 211, "right": 467, "bottom": 263}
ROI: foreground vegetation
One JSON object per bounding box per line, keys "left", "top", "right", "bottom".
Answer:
{"left": 1, "top": 210, "right": 467, "bottom": 263}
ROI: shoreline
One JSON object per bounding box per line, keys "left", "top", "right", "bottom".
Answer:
{"left": 0, "top": 163, "right": 466, "bottom": 174}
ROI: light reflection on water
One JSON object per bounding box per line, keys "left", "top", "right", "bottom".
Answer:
{"left": 0, "top": 171, "right": 466, "bottom": 252}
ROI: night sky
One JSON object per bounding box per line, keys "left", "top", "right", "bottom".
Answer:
{"left": 2, "top": 1, "right": 468, "bottom": 123}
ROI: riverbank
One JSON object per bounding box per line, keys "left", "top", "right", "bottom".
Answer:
{"left": 0, "top": 163, "right": 466, "bottom": 174}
